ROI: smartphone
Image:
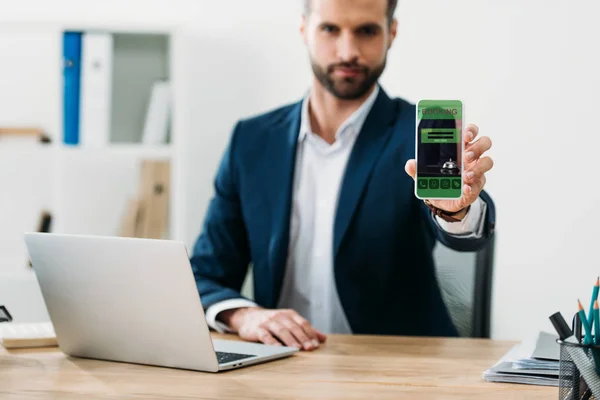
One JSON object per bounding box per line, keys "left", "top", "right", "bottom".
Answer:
{"left": 415, "top": 99, "right": 464, "bottom": 200}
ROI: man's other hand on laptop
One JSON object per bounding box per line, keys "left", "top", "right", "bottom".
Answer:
{"left": 218, "top": 308, "right": 327, "bottom": 351}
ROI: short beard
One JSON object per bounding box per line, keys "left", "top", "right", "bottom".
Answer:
{"left": 310, "top": 57, "right": 386, "bottom": 100}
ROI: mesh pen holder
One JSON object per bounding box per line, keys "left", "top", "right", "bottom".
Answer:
{"left": 558, "top": 339, "right": 600, "bottom": 400}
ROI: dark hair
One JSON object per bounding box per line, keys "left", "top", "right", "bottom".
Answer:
{"left": 304, "top": 0, "right": 398, "bottom": 24}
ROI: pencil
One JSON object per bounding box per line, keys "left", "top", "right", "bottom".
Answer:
{"left": 589, "top": 277, "right": 599, "bottom": 328}
{"left": 595, "top": 300, "right": 600, "bottom": 346}
{"left": 579, "top": 299, "right": 594, "bottom": 345}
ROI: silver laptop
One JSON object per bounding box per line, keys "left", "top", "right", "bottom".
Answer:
{"left": 23, "top": 232, "right": 298, "bottom": 372}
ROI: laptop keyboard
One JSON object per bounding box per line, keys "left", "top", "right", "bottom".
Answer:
{"left": 216, "top": 351, "right": 256, "bottom": 364}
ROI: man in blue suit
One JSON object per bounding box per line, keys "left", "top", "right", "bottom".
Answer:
{"left": 190, "top": 0, "right": 495, "bottom": 351}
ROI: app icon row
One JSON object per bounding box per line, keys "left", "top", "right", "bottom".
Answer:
{"left": 418, "top": 178, "right": 461, "bottom": 190}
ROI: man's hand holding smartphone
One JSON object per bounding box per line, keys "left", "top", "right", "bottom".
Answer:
{"left": 406, "top": 120, "right": 494, "bottom": 217}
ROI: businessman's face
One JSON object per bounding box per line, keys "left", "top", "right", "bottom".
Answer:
{"left": 301, "top": 0, "right": 397, "bottom": 100}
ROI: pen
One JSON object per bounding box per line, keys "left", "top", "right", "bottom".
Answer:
{"left": 574, "top": 312, "right": 583, "bottom": 343}
{"left": 595, "top": 300, "right": 600, "bottom": 346}
{"left": 589, "top": 277, "right": 599, "bottom": 329}
{"left": 579, "top": 299, "right": 594, "bottom": 345}
{"left": 550, "top": 311, "right": 573, "bottom": 340}
{"left": 583, "top": 300, "right": 600, "bottom": 376}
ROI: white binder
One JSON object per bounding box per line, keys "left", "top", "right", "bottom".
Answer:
{"left": 79, "top": 32, "right": 113, "bottom": 147}
{"left": 141, "top": 80, "right": 171, "bottom": 145}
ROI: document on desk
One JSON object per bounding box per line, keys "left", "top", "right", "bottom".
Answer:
{"left": 530, "top": 331, "right": 560, "bottom": 361}
{"left": 483, "top": 332, "right": 560, "bottom": 386}
{"left": 0, "top": 322, "right": 57, "bottom": 349}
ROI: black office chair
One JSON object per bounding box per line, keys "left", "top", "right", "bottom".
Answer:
{"left": 432, "top": 234, "right": 496, "bottom": 338}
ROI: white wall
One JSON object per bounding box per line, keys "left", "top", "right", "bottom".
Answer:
{"left": 1, "top": 0, "right": 599, "bottom": 340}
{"left": 385, "top": 0, "right": 600, "bottom": 340}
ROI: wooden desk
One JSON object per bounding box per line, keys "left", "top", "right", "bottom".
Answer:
{"left": 0, "top": 333, "right": 555, "bottom": 399}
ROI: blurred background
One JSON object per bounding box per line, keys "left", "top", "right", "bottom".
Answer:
{"left": 1, "top": 0, "right": 598, "bottom": 342}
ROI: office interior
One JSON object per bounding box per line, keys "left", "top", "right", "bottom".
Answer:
{"left": 1, "top": 0, "right": 598, "bottom": 398}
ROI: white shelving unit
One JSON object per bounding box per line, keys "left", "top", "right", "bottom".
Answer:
{"left": 0, "top": 22, "right": 186, "bottom": 286}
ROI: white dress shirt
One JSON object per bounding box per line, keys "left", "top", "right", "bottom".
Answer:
{"left": 205, "top": 86, "right": 487, "bottom": 334}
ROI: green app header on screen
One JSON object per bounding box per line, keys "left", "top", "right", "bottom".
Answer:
{"left": 418, "top": 100, "right": 462, "bottom": 120}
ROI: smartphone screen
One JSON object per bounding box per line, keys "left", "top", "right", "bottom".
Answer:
{"left": 415, "top": 100, "right": 463, "bottom": 199}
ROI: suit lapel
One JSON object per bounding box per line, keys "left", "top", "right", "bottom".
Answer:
{"left": 266, "top": 103, "right": 302, "bottom": 306}
{"left": 333, "top": 88, "right": 399, "bottom": 255}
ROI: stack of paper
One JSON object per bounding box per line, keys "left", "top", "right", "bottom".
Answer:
{"left": 0, "top": 322, "right": 57, "bottom": 349}
{"left": 483, "top": 332, "right": 560, "bottom": 386}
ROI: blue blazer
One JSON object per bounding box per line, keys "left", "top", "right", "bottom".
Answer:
{"left": 190, "top": 87, "right": 496, "bottom": 337}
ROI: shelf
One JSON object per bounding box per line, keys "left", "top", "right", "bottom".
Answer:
{"left": 60, "top": 23, "right": 177, "bottom": 36}
{"left": 0, "top": 142, "right": 56, "bottom": 156}
{"left": 59, "top": 144, "right": 172, "bottom": 160}
{"left": 0, "top": 143, "right": 172, "bottom": 160}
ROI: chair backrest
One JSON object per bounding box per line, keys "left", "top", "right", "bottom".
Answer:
{"left": 433, "top": 235, "right": 496, "bottom": 338}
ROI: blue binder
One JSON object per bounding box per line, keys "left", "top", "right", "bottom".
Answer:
{"left": 63, "top": 31, "right": 82, "bottom": 145}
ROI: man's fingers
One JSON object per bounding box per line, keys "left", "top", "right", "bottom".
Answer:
{"left": 463, "top": 171, "right": 486, "bottom": 200}
{"left": 281, "top": 317, "right": 316, "bottom": 351}
{"left": 256, "top": 328, "right": 281, "bottom": 346}
{"left": 464, "top": 157, "right": 492, "bottom": 184}
{"left": 469, "top": 156, "right": 494, "bottom": 178}
{"left": 266, "top": 320, "right": 302, "bottom": 349}
{"left": 465, "top": 174, "right": 486, "bottom": 197}
{"left": 465, "top": 136, "right": 492, "bottom": 162}
{"left": 404, "top": 159, "right": 416, "bottom": 180}
{"left": 464, "top": 124, "right": 479, "bottom": 143}
{"left": 290, "top": 313, "right": 326, "bottom": 345}
{"left": 315, "top": 330, "right": 327, "bottom": 342}
{"left": 464, "top": 157, "right": 492, "bottom": 198}
{"left": 290, "top": 314, "right": 319, "bottom": 340}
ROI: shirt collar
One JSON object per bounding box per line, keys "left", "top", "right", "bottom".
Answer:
{"left": 298, "top": 84, "right": 380, "bottom": 143}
